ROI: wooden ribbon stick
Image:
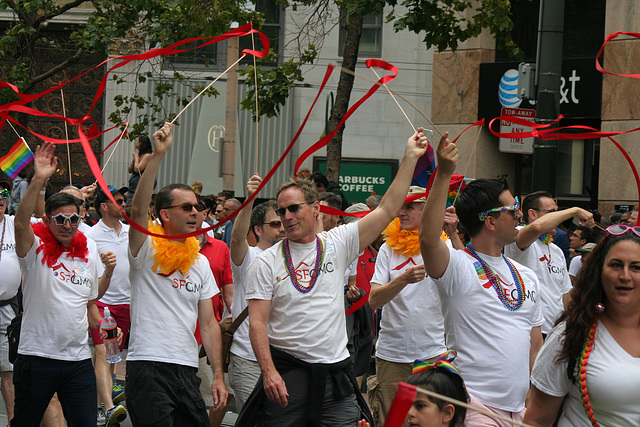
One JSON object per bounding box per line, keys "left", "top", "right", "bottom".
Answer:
{"left": 170, "top": 53, "right": 248, "bottom": 125}
{"left": 60, "top": 84, "right": 72, "bottom": 186}
{"left": 336, "top": 64, "right": 443, "bottom": 137}
{"left": 411, "top": 384, "right": 534, "bottom": 427}
{"left": 370, "top": 68, "right": 416, "bottom": 133}
{"left": 98, "top": 122, "right": 129, "bottom": 177}
{"left": 251, "top": 32, "right": 260, "bottom": 173}
{"left": 452, "top": 125, "right": 482, "bottom": 206}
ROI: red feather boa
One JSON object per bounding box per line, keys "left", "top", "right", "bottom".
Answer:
{"left": 32, "top": 222, "right": 88, "bottom": 267}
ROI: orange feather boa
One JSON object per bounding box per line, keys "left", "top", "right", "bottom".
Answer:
{"left": 149, "top": 221, "right": 200, "bottom": 276}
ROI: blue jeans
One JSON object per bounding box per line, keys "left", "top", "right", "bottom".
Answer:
{"left": 11, "top": 355, "right": 96, "bottom": 426}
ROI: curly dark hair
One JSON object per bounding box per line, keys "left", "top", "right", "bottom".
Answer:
{"left": 556, "top": 230, "right": 640, "bottom": 381}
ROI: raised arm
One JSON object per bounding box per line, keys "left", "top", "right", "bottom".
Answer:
{"left": 129, "top": 123, "right": 173, "bottom": 257}
{"left": 419, "top": 132, "right": 455, "bottom": 279}
{"left": 357, "top": 129, "right": 428, "bottom": 252}
{"left": 516, "top": 207, "right": 593, "bottom": 250}
{"left": 15, "top": 143, "right": 58, "bottom": 257}
{"left": 230, "top": 173, "right": 260, "bottom": 266}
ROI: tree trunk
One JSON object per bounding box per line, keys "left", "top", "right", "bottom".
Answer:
{"left": 325, "top": 12, "right": 363, "bottom": 183}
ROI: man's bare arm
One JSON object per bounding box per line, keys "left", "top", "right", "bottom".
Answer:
{"left": 129, "top": 123, "right": 173, "bottom": 257}
{"left": 15, "top": 143, "right": 58, "bottom": 258}
{"left": 357, "top": 129, "right": 428, "bottom": 252}
{"left": 249, "top": 298, "right": 289, "bottom": 407}
{"left": 516, "top": 207, "right": 593, "bottom": 251}
{"left": 419, "top": 132, "right": 455, "bottom": 279}
{"left": 230, "top": 173, "right": 261, "bottom": 266}
{"left": 198, "top": 298, "right": 229, "bottom": 411}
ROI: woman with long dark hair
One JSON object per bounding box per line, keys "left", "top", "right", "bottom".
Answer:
{"left": 127, "top": 135, "right": 153, "bottom": 204}
{"left": 524, "top": 224, "right": 640, "bottom": 426}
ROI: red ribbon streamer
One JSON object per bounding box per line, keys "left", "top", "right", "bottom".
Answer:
{"left": 383, "top": 382, "right": 417, "bottom": 427}
{"left": 294, "top": 59, "right": 399, "bottom": 174}
{"left": 596, "top": 31, "right": 640, "bottom": 79}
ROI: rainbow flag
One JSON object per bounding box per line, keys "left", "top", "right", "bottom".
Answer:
{"left": 0, "top": 137, "right": 34, "bottom": 179}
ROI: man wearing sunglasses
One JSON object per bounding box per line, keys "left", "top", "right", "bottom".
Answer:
{"left": 420, "top": 134, "right": 545, "bottom": 426}
{"left": 239, "top": 129, "right": 430, "bottom": 426}
{"left": 504, "top": 191, "right": 592, "bottom": 340}
{"left": 13, "top": 143, "right": 117, "bottom": 425}
{"left": 86, "top": 185, "right": 130, "bottom": 425}
{"left": 127, "top": 123, "right": 228, "bottom": 426}
{"left": 227, "top": 173, "right": 285, "bottom": 414}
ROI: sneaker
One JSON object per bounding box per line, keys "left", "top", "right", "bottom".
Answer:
{"left": 105, "top": 404, "right": 127, "bottom": 426}
{"left": 112, "top": 383, "right": 125, "bottom": 404}
{"left": 97, "top": 405, "right": 106, "bottom": 426}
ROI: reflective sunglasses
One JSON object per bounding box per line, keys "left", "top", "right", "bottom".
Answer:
{"left": 165, "top": 203, "right": 205, "bottom": 213}
{"left": 606, "top": 224, "right": 640, "bottom": 238}
{"left": 0, "top": 189, "right": 9, "bottom": 199}
{"left": 49, "top": 212, "right": 82, "bottom": 226}
{"left": 478, "top": 196, "right": 520, "bottom": 221}
{"left": 263, "top": 220, "right": 283, "bottom": 229}
{"left": 275, "top": 203, "right": 312, "bottom": 217}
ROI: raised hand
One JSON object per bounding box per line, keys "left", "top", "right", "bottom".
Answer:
{"left": 405, "top": 127, "right": 429, "bottom": 160}
{"left": 247, "top": 173, "right": 262, "bottom": 197}
{"left": 152, "top": 122, "right": 174, "bottom": 155}
{"left": 34, "top": 142, "right": 59, "bottom": 181}
{"left": 435, "top": 131, "right": 457, "bottom": 175}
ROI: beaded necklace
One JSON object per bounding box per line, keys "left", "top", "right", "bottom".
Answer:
{"left": 579, "top": 318, "right": 600, "bottom": 427}
{"left": 465, "top": 244, "right": 525, "bottom": 311}
{"left": 282, "top": 236, "right": 325, "bottom": 294}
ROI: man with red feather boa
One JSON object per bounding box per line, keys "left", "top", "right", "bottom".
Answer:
{"left": 13, "top": 142, "right": 117, "bottom": 425}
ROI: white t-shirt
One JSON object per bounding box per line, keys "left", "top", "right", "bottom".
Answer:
{"left": 128, "top": 237, "right": 217, "bottom": 368}
{"left": 86, "top": 220, "right": 131, "bottom": 305}
{"left": 18, "top": 234, "right": 100, "bottom": 361}
{"left": 434, "top": 246, "right": 544, "bottom": 412}
{"left": 372, "top": 243, "right": 446, "bottom": 362}
{"left": 569, "top": 255, "right": 583, "bottom": 278}
{"left": 245, "top": 223, "right": 360, "bottom": 364}
{"left": 532, "top": 321, "right": 640, "bottom": 426}
{"left": 0, "top": 216, "right": 22, "bottom": 301}
{"left": 78, "top": 221, "right": 92, "bottom": 235}
{"left": 230, "top": 245, "right": 263, "bottom": 361}
{"left": 505, "top": 238, "right": 572, "bottom": 334}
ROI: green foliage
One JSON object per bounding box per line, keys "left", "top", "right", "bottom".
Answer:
{"left": 388, "top": 0, "right": 522, "bottom": 56}
{"left": 238, "top": 47, "right": 318, "bottom": 120}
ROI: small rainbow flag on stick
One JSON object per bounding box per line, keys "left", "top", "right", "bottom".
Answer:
{"left": 0, "top": 137, "right": 35, "bottom": 179}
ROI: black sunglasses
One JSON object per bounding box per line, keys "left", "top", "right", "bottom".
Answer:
{"left": 275, "top": 203, "right": 312, "bottom": 217}
{"left": 263, "top": 220, "right": 283, "bottom": 229}
{"left": 165, "top": 203, "right": 205, "bottom": 213}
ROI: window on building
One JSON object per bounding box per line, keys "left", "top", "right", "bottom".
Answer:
{"left": 240, "top": 0, "right": 284, "bottom": 67}
{"left": 165, "top": 0, "right": 284, "bottom": 70}
{"left": 338, "top": 12, "right": 382, "bottom": 58}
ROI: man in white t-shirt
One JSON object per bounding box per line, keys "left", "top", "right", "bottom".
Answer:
{"left": 228, "top": 173, "right": 285, "bottom": 412}
{"left": 419, "top": 133, "right": 545, "bottom": 426}
{"left": 0, "top": 181, "right": 21, "bottom": 423}
{"left": 367, "top": 186, "right": 450, "bottom": 426}
{"left": 504, "top": 191, "right": 592, "bottom": 336}
{"left": 239, "top": 129, "right": 429, "bottom": 426}
{"left": 126, "top": 123, "right": 227, "bottom": 426}
{"left": 13, "top": 143, "right": 116, "bottom": 425}
{"left": 86, "top": 185, "right": 130, "bottom": 424}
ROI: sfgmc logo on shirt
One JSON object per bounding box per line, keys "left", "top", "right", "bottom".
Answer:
{"left": 392, "top": 258, "right": 418, "bottom": 271}
{"left": 51, "top": 263, "right": 93, "bottom": 288}
{"left": 172, "top": 275, "right": 203, "bottom": 294}
{"left": 292, "top": 260, "right": 334, "bottom": 281}
{"left": 538, "top": 255, "right": 566, "bottom": 275}
{"left": 2, "top": 243, "right": 15, "bottom": 251}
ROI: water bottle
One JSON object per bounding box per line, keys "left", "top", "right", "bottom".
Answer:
{"left": 100, "top": 308, "right": 121, "bottom": 363}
